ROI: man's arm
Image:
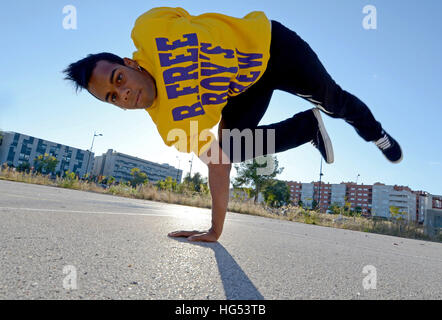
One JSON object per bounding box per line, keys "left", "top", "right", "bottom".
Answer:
{"left": 168, "top": 127, "right": 232, "bottom": 242}
{"left": 205, "top": 160, "right": 232, "bottom": 239}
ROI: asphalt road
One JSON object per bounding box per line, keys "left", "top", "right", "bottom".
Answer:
{"left": 0, "top": 179, "right": 441, "bottom": 300}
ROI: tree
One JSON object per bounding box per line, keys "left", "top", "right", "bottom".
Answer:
{"left": 106, "top": 176, "right": 116, "bottom": 186}
{"left": 390, "top": 206, "right": 406, "bottom": 221}
{"left": 233, "top": 155, "right": 283, "bottom": 203}
{"left": 65, "top": 170, "right": 76, "bottom": 180}
{"left": 344, "top": 201, "right": 353, "bottom": 216}
{"left": 156, "top": 176, "right": 177, "bottom": 191}
{"left": 232, "top": 187, "right": 254, "bottom": 201}
{"left": 101, "top": 175, "right": 116, "bottom": 186}
{"left": 130, "top": 167, "right": 148, "bottom": 187}
{"left": 263, "top": 180, "right": 291, "bottom": 208}
{"left": 352, "top": 206, "right": 363, "bottom": 221}
{"left": 312, "top": 200, "right": 318, "bottom": 210}
{"left": 328, "top": 203, "right": 341, "bottom": 215}
{"left": 390, "top": 205, "right": 407, "bottom": 232}
{"left": 183, "top": 172, "right": 207, "bottom": 193}
{"left": 17, "top": 162, "right": 31, "bottom": 173}
{"left": 34, "top": 153, "right": 58, "bottom": 174}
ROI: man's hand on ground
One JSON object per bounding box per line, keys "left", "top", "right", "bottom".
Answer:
{"left": 168, "top": 228, "right": 219, "bottom": 242}
{"left": 167, "top": 138, "right": 229, "bottom": 244}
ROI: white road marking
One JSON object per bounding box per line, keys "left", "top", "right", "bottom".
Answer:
{"left": 0, "top": 206, "right": 180, "bottom": 218}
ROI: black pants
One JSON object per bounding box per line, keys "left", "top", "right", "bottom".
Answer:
{"left": 220, "top": 20, "right": 384, "bottom": 163}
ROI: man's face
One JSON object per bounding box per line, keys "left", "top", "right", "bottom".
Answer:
{"left": 88, "top": 58, "right": 156, "bottom": 110}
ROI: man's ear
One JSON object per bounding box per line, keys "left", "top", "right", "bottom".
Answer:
{"left": 123, "top": 57, "right": 139, "bottom": 70}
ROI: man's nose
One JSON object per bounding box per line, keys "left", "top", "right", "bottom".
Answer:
{"left": 120, "top": 87, "right": 131, "bottom": 102}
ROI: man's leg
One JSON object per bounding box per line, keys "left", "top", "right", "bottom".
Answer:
{"left": 268, "top": 20, "right": 402, "bottom": 162}
{"left": 268, "top": 20, "right": 384, "bottom": 142}
{"left": 220, "top": 72, "right": 332, "bottom": 163}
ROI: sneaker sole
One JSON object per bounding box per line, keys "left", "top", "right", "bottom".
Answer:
{"left": 377, "top": 132, "right": 403, "bottom": 164}
{"left": 312, "top": 108, "right": 334, "bottom": 164}
{"left": 385, "top": 144, "right": 403, "bottom": 164}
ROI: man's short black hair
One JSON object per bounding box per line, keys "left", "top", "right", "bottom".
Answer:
{"left": 63, "top": 52, "right": 124, "bottom": 92}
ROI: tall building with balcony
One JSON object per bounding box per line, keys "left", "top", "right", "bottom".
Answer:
{"left": 371, "top": 183, "right": 416, "bottom": 220}
{"left": 0, "top": 131, "right": 92, "bottom": 176}
{"left": 92, "top": 149, "right": 182, "bottom": 183}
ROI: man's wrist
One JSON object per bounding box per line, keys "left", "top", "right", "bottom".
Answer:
{"left": 209, "top": 226, "right": 222, "bottom": 239}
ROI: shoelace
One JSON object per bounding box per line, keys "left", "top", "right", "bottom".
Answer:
{"left": 375, "top": 134, "right": 392, "bottom": 150}
{"left": 311, "top": 131, "right": 320, "bottom": 147}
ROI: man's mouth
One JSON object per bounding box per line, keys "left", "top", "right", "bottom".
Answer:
{"left": 134, "top": 89, "right": 141, "bottom": 107}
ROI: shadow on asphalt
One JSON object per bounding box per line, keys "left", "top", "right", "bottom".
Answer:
{"left": 169, "top": 237, "right": 264, "bottom": 300}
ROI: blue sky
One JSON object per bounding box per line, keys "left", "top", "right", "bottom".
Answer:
{"left": 1, "top": 0, "right": 441, "bottom": 194}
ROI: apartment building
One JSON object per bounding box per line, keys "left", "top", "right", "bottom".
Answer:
{"left": 287, "top": 181, "right": 354, "bottom": 212}
{"left": 300, "top": 182, "right": 314, "bottom": 208}
{"left": 287, "top": 181, "right": 303, "bottom": 204}
{"left": 0, "top": 131, "right": 92, "bottom": 176}
{"left": 424, "top": 194, "right": 442, "bottom": 236}
{"left": 371, "top": 183, "right": 417, "bottom": 220}
{"left": 286, "top": 180, "right": 425, "bottom": 220}
{"left": 289, "top": 181, "right": 346, "bottom": 211}
{"left": 92, "top": 149, "right": 182, "bottom": 183}
{"left": 330, "top": 184, "right": 346, "bottom": 207}
{"left": 431, "top": 195, "right": 442, "bottom": 209}
{"left": 413, "top": 191, "right": 429, "bottom": 223}
{"left": 315, "top": 182, "right": 334, "bottom": 212}
{"left": 415, "top": 191, "right": 430, "bottom": 223}
{"left": 345, "top": 183, "right": 373, "bottom": 214}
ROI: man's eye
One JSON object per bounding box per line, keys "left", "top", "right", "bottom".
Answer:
{"left": 116, "top": 73, "right": 122, "bottom": 83}
{"left": 111, "top": 93, "right": 117, "bottom": 102}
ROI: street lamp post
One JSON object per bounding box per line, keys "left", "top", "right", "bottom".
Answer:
{"left": 317, "top": 157, "right": 324, "bottom": 212}
{"left": 176, "top": 156, "right": 181, "bottom": 182}
{"left": 188, "top": 154, "right": 194, "bottom": 178}
{"left": 85, "top": 131, "right": 102, "bottom": 178}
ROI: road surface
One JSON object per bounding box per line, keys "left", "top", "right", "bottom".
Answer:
{"left": 0, "top": 179, "right": 441, "bottom": 299}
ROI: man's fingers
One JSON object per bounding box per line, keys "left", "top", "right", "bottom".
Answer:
{"left": 168, "top": 231, "right": 189, "bottom": 237}
{"left": 168, "top": 230, "right": 201, "bottom": 237}
{"left": 168, "top": 230, "right": 217, "bottom": 242}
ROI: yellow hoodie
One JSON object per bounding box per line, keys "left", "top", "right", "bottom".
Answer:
{"left": 131, "top": 7, "right": 271, "bottom": 156}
